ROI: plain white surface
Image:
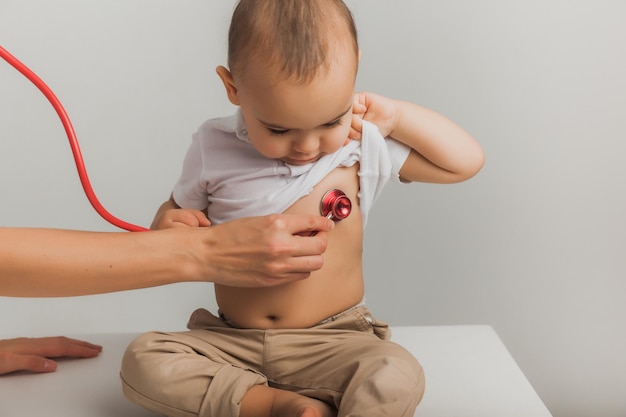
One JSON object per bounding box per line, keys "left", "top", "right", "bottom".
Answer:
{"left": 0, "top": 326, "right": 552, "bottom": 417}
{"left": 1, "top": 2, "right": 625, "bottom": 416}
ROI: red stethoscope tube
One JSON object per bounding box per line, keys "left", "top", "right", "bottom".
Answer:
{"left": 0, "top": 44, "right": 148, "bottom": 232}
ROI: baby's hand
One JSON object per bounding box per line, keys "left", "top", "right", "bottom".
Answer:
{"left": 152, "top": 208, "right": 211, "bottom": 230}
{"left": 350, "top": 92, "right": 400, "bottom": 139}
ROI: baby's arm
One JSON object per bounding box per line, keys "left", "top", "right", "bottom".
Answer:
{"left": 351, "top": 92, "right": 484, "bottom": 184}
{"left": 151, "top": 195, "right": 211, "bottom": 230}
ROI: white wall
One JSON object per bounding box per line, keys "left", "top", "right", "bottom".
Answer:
{"left": 1, "top": 1, "right": 624, "bottom": 417}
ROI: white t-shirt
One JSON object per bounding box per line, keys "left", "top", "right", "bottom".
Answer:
{"left": 172, "top": 110, "right": 410, "bottom": 227}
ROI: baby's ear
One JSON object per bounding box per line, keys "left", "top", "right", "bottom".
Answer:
{"left": 216, "top": 66, "right": 240, "bottom": 105}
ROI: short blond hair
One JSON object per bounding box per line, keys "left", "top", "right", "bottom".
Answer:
{"left": 227, "top": 0, "right": 359, "bottom": 84}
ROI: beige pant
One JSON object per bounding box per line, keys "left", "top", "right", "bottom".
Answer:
{"left": 120, "top": 306, "right": 425, "bottom": 417}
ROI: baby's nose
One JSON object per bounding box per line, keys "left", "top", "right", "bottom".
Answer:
{"left": 293, "top": 133, "right": 320, "bottom": 154}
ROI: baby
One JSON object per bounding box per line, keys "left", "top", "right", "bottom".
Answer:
{"left": 121, "top": 1, "right": 484, "bottom": 416}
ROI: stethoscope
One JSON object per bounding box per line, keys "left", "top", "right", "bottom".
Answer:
{"left": 0, "top": 45, "right": 352, "bottom": 231}
{"left": 320, "top": 189, "right": 352, "bottom": 221}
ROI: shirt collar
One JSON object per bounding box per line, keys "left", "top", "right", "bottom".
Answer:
{"left": 234, "top": 109, "right": 251, "bottom": 143}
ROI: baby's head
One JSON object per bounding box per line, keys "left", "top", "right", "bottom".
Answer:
{"left": 227, "top": 0, "right": 358, "bottom": 84}
{"left": 217, "top": 0, "right": 360, "bottom": 165}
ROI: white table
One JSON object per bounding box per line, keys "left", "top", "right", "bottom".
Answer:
{"left": 0, "top": 326, "right": 552, "bottom": 417}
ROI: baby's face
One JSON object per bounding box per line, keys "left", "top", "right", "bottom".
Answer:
{"left": 233, "top": 56, "right": 357, "bottom": 166}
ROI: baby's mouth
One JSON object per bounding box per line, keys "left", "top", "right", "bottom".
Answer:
{"left": 284, "top": 155, "right": 322, "bottom": 165}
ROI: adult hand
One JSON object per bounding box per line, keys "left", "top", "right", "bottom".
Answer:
{"left": 0, "top": 337, "right": 102, "bottom": 375}
{"left": 195, "top": 214, "right": 334, "bottom": 287}
{"left": 0, "top": 214, "right": 333, "bottom": 297}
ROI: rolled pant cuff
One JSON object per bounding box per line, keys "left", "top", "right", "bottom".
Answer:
{"left": 200, "top": 365, "right": 267, "bottom": 417}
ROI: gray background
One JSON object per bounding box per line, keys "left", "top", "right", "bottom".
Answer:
{"left": 1, "top": 1, "right": 624, "bottom": 416}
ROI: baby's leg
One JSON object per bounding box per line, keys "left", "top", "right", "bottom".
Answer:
{"left": 336, "top": 340, "right": 425, "bottom": 417}
{"left": 240, "top": 386, "right": 335, "bottom": 417}
{"left": 121, "top": 330, "right": 267, "bottom": 417}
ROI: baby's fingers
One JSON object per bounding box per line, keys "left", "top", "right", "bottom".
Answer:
{"left": 352, "top": 92, "right": 368, "bottom": 113}
{"left": 161, "top": 210, "right": 211, "bottom": 228}
{"left": 350, "top": 113, "right": 363, "bottom": 140}
{"left": 181, "top": 210, "right": 211, "bottom": 227}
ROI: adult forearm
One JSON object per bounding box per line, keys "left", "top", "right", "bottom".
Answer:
{"left": 0, "top": 214, "right": 332, "bottom": 297}
{"left": 0, "top": 228, "right": 199, "bottom": 297}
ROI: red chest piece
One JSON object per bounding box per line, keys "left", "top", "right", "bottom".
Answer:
{"left": 320, "top": 189, "right": 352, "bottom": 221}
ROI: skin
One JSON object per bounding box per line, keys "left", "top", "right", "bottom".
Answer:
{"left": 153, "top": 37, "right": 484, "bottom": 416}
{"left": 0, "top": 337, "right": 102, "bottom": 375}
{"left": 240, "top": 385, "right": 335, "bottom": 417}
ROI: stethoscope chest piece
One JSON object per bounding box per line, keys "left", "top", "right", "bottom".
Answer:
{"left": 320, "top": 189, "right": 352, "bottom": 221}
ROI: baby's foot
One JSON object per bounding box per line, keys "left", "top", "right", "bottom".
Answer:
{"left": 271, "top": 391, "right": 335, "bottom": 417}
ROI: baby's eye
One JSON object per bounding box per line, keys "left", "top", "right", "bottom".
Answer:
{"left": 323, "top": 119, "right": 343, "bottom": 128}
{"left": 267, "top": 128, "right": 289, "bottom": 136}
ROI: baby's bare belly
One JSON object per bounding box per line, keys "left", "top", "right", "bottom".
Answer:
{"left": 215, "top": 165, "right": 364, "bottom": 329}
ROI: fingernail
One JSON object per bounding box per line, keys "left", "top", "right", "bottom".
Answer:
{"left": 43, "top": 359, "right": 57, "bottom": 371}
